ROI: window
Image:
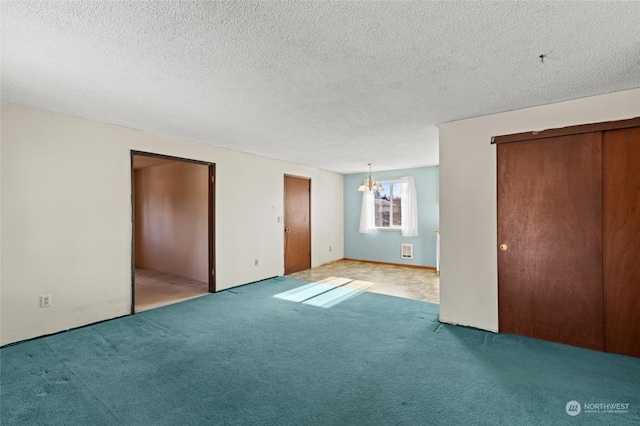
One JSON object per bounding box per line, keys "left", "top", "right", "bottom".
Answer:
{"left": 374, "top": 181, "right": 402, "bottom": 229}
{"left": 359, "top": 176, "right": 418, "bottom": 236}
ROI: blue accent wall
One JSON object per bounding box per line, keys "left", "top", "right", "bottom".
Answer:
{"left": 344, "top": 166, "right": 439, "bottom": 267}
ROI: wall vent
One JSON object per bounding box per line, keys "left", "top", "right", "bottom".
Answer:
{"left": 401, "top": 244, "right": 413, "bottom": 259}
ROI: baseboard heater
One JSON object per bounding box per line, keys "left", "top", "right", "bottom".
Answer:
{"left": 401, "top": 244, "right": 413, "bottom": 259}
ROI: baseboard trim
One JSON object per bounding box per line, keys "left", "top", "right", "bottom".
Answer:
{"left": 342, "top": 258, "right": 436, "bottom": 271}
{"left": 0, "top": 314, "right": 130, "bottom": 349}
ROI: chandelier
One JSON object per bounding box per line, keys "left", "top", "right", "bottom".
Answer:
{"left": 358, "top": 163, "right": 383, "bottom": 191}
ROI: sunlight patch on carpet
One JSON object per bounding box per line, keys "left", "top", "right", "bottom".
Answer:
{"left": 274, "top": 277, "right": 374, "bottom": 308}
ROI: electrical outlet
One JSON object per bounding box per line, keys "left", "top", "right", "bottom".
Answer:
{"left": 40, "top": 295, "right": 51, "bottom": 308}
{"left": 329, "top": 246, "right": 332, "bottom": 251}
{"left": 255, "top": 259, "right": 259, "bottom": 266}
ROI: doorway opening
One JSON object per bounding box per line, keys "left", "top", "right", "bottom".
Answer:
{"left": 131, "top": 151, "right": 215, "bottom": 313}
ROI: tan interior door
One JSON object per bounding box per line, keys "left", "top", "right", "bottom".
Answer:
{"left": 497, "top": 133, "right": 604, "bottom": 351}
{"left": 284, "top": 175, "right": 311, "bottom": 275}
{"left": 603, "top": 126, "right": 640, "bottom": 358}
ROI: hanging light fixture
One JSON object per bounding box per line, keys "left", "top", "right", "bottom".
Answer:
{"left": 358, "top": 163, "right": 384, "bottom": 191}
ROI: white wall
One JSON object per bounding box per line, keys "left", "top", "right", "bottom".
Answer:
{"left": 438, "top": 88, "right": 640, "bottom": 332}
{"left": 0, "top": 103, "right": 344, "bottom": 345}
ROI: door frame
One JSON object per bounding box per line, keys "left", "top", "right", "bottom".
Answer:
{"left": 130, "top": 150, "right": 216, "bottom": 314}
{"left": 283, "top": 174, "right": 311, "bottom": 275}
{"left": 492, "top": 116, "right": 640, "bottom": 145}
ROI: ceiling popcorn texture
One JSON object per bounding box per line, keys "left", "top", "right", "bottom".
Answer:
{"left": 2, "top": 1, "right": 639, "bottom": 173}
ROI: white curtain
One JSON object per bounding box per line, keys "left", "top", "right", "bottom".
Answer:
{"left": 401, "top": 176, "right": 419, "bottom": 237}
{"left": 359, "top": 189, "right": 376, "bottom": 233}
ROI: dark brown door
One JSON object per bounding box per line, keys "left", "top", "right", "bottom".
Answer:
{"left": 603, "top": 127, "right": 640, "bottom": 357}
{"left": 284, "top": 175, "right": 311, "bottom": 275}
{"left": 497, "top": 133, "right": 604, "bottom": 351}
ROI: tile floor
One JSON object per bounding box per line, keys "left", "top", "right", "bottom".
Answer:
{"left": 287, "top": 259, "right": 439, "bottom": 304}
{"left": 134, "top": 268, "right": 209, "bottom": 312}
{"left": 135, "top": 259, "right": 439, "bottom": 312}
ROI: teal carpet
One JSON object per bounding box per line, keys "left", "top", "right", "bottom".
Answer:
{"left": 2, "top": 277, "right": 639, "bottom": 425}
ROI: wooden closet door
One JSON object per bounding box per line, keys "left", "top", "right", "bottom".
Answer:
{"left": 284, "top": 175, "right": 311, "bottom": 275}
{"left": 497, "top": 133, "right": 604, "bottom": 351}
{"left": 603, "top": 127, "right": 640, "bottom": 358}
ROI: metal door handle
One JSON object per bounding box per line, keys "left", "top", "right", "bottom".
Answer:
{"left": 285, "top": 227, "right": 291, "bottom": 233}
{"left": 499, "top": 244, "right": 509, "bottom": 251}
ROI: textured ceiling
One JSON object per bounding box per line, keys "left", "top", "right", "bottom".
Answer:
{"left": 2, "top": 1, "right": 639, "bottom": 174}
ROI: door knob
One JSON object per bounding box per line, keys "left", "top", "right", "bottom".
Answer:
{"left": 285, "top": 227, "right": 291, "bottom": 233}
{"left": 499, "top": 244, "right": 509, "bottom": 251}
